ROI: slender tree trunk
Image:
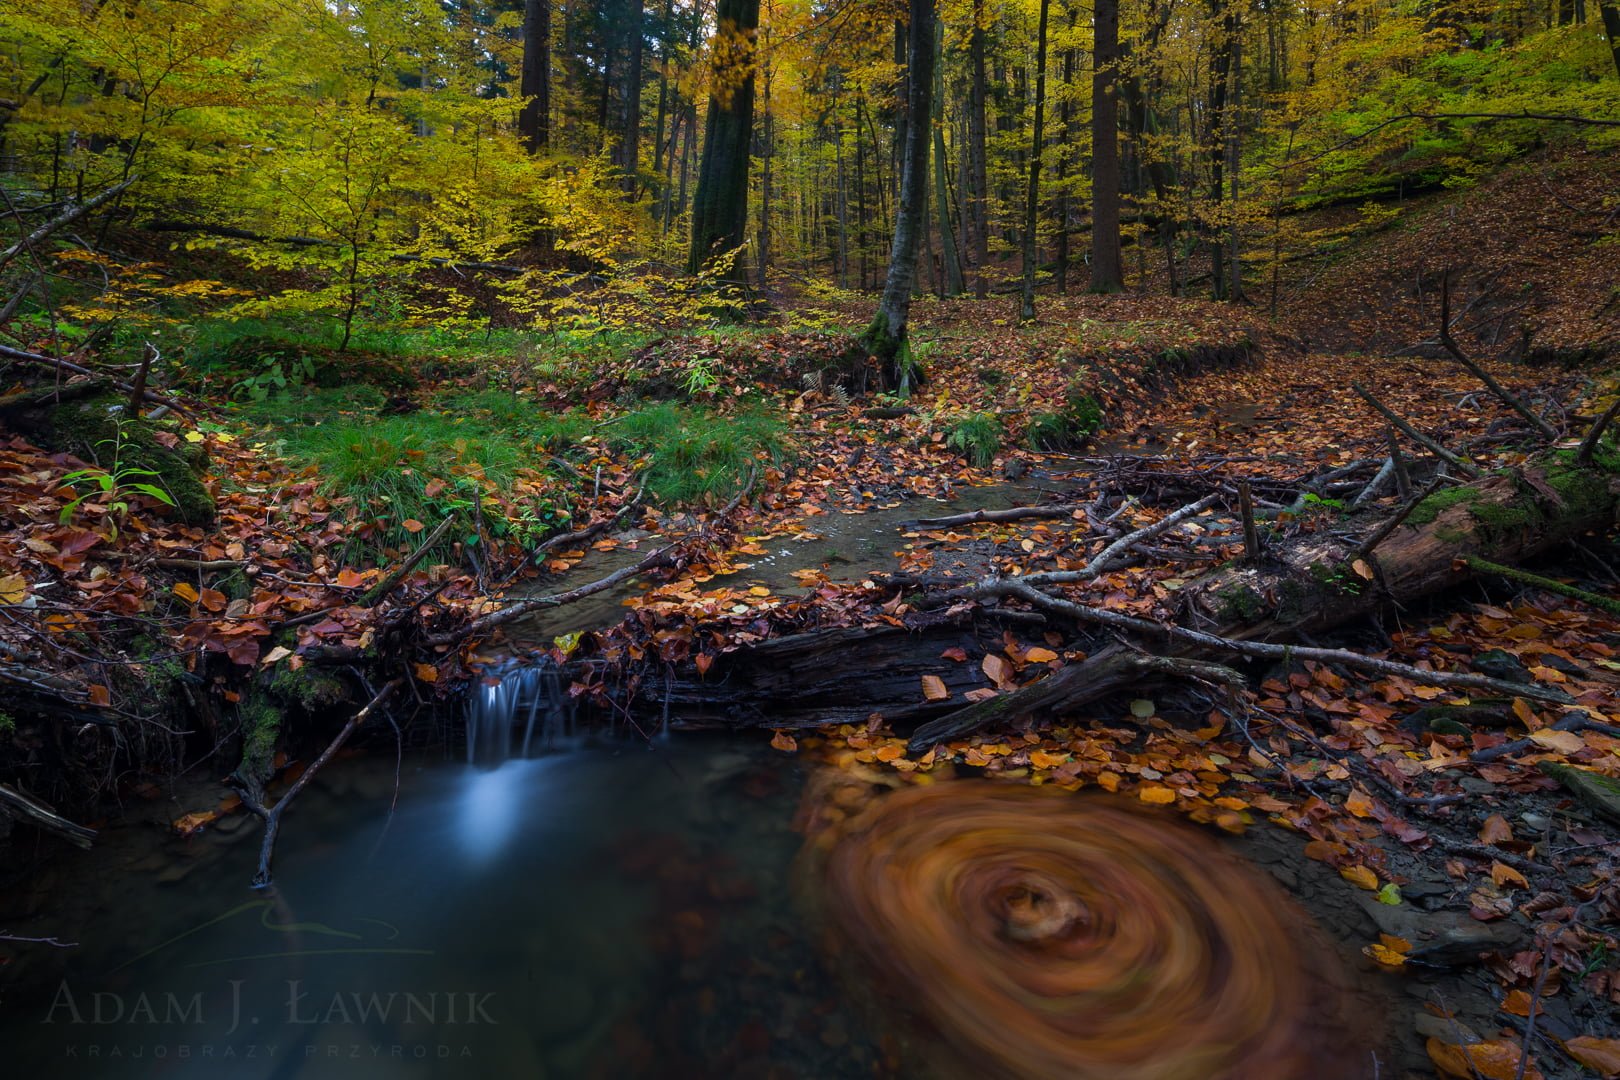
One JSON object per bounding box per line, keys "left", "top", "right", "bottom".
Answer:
{"left": 967, "top": 0, "right": 991, "bottom": 298}
{"left": 1089, "top": 0, "right": 1125, "bottom": 292}
{"left": 758, "top": 32, "right": 774, "bottom": 289}
{"left": 621, "top": 0, "right": 646, "bottom": 194}
{"left": 1225, "top": 29, "right": 1245, "bottom": 302}
{"left": 1019, "top": 0, "right": 1052, "bottom": 320}
{"left": 519, "top": 0, "right": 552, "bottom": 152}
{"left": 1054, "top": 3, "right": 1076, "bottom": 294}
{"left": 1207, "top": 0, "right": 1235, "bottom": 299}
{"left": 933, "top": 20, "right": 964, "bottom": 296}
{"left": 687, "top": 0, "right": 761, "bottom": 280}
{"left": 1601, "top": 1, "right": 1620, "bottom": 78}
{"left": 862, "top": 0, "right": 935, "bottom": 389}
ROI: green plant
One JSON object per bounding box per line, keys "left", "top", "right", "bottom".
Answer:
{"left": 946, "top": 413, "right": 1003, "bottom": 468}
{"left": 57, "top": 420, "right": 178, "bottom": 536}
{"left": 683, "top": 354, "right": 722, "bottom": 397}
{"left": 608, "top": 403, "right": 789, "bottom": 505}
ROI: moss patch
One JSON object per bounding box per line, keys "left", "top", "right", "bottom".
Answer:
{"left": 268, "top": 665, "right": 348, "bottom": 711}
{"left": 237, "top": 694, "right": 283, "bottom": 791}
{"left": 44, "top": 396, "right": 216, "bottom": 524}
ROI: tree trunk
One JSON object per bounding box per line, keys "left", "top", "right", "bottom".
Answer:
{"left": 686, "top": 0, "right": 760, "bottom": 280}
{"left": 1601, "top": 1, "right": 1620, "bottom": 79}
{"left": 1089, "top": 0, "right": 1125, "bottom": 292}
{"left": 621, "top": 0, "right": 646, "bottom": 194}
{"left": 861, "top": 0, "right": 935, "bottom": 390}
{"left": 967, "top": 0, "right": 991, "bottom": 299}
{"left": 758, "top": 19, "right": 774, "bottom": 289}
{"left": 519, "top": 0, "right": 552, "bottom": 153}
{"left": 933, "top": 19, "right": 964, "bottom": 297}
{"left": 1054, "top": 4, "right": 1077, "bottom": 294}
{"left": 1019, "top": 0, "right": 1052, "bottom": 320}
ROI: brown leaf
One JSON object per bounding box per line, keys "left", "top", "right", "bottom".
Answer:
{"left": 920, "top": 674, "right": 949, "bottom": 702}
{"left": 1426, "top": 1038, "right": 1542, "bottom": 1080}
{"left": 770, "top": 730, "right": 798, "bottom": 753}
{"left": 413, "top": 662, "right": 438, "bottom": 684}
{"left": 981, "top": 652, "right": 1016, "bottom": 690}
{"left": 1490, "top": 861, "right": 1528, "bottom": 890}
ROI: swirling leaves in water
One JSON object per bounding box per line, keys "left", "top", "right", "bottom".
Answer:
{"left": 811, "top": 781, "right": 1377, "bottom": 1080}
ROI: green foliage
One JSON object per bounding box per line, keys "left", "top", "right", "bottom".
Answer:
{"left": 57, "top": 420, "right": 179, "bottom": 534}
{"left": 1026, "top": 390, "right": 1103, "bottom": 451}
{"left": 606, "top": 404, "right": 789, "bottom": 505}
{"left": 946, "top": 413, "right": 1004, "bottom": 467}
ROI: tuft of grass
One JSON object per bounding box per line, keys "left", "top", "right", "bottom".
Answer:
{"left": 946, "top": 413, "right": 1003, "bottom": 468}
{"left": 1027, "top": 393, "right": 1104, "bottom": 450}
{"left": 446, "top": 389, "right": 592, "bottom": 454}
{"left": 607, "top": 403, "right": 790, "bottom": 505}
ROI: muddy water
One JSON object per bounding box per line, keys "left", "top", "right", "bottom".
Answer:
{"left": 0, "top": 741, "right": 1401, "bottom": 1080}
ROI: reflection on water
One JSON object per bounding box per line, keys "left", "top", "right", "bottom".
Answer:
{"left": 1, "top": 740, "right": 1378, "bottom": 1079}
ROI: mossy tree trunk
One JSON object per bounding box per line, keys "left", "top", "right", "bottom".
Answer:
{"left": 686, "top": 0, "right": 760, "bottom": 282}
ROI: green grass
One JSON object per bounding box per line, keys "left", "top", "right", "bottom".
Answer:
{"left": 606, "top": 403, "right": 790, "bottom": 505}
{"left": 946, "top": 413, "right": 1003, "bottom": 468}
{"left": 445, "top": 389, "right": 593, "bottom": 454}
{"left": 1026, "top": 393, "right": 1104, "bottom": 451}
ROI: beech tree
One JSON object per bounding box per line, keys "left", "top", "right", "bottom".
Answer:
{"left": 686, "top": 0, "right": 761, "bottom": 279}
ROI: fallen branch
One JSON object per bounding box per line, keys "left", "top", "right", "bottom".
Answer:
{"left": 1464, "top": 557, "right": 1620, "bottom": 618}
{"left": 0, "top": 178, "right": 136, "bottom": 273}
{"left": 1352, "top": 382, "right": 1480, "bottom": 478}
{"left": 234, "top": 678, "right": 402, "bottom": 888}
{"left": 1356, "top": 477, "right": 1447, "bottom": 559}
{"left": 1022, "top": 493, "right": 1221, "bottom": 585}
{"left": 911, "top": 503, "right": 1076, "bottom": 528}
{"left": 1577, "top": 399, "right": 1619, "bottom": 465}
{"left": 1438, "top": 275, "right": 1558, "bottom": 440}
{"left": 0, "top": 342, "right": 202, "bottom": 416}
{"left": 426, "top": 544, "right": 678, "bottom": 648}
{"left": 361, "top": 517, "right": 455, "bottom": 607}
{"left": 0, "top": 783, "right": 96, "bottom": 848}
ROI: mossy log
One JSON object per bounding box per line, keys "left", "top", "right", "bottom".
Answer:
{"left": 1181, "top": 457, "right": 1618, "bottom": 640}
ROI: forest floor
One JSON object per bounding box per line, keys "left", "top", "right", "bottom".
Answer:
{"left": 3, "top": 148, "right": 1620, "bottom": 1078}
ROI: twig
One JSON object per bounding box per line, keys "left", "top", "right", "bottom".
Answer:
{"left": 1464, "top": 557, "right": 1620, "bottom": 618}
{"left": 233, "top": 678, "right": 402, "bottom": 888}
{"left": 1021, "top": 493, "right": 1220, "bottom": 585}
{"left": 1352, "top": 382, "right": 1480, "bottom": 477}
{"left": 912, "top": 503, "right": 1076, "bottom": 528}
{"left": 1388, "top": 425, "right": 1413, "bottom": 500}
{"left": 1238, "top": 481, "right": 1261, "bottom": 559}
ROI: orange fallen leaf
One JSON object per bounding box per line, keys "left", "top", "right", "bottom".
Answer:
{"left": 770, "top": 731, "right": 798, "bottom": 753}
{"left": 1490, "top": 861, "right": 1528, "bottom": 890}
{"left": 198, "top": 588, "right": 227, "bottom": 613}
{"left": 1500, "top": 989, "right": 1532, "bottom": 1017}
{"left": 1029, "top": 749, "right": 1069, "bottom": 769}
{"left": 172, "top": 810, "right": 219, "bottom": 837}
{"left": 1478, "top": 814, "right": 1513, "bottom": 845}
{"left": 1363, "top": 933, "right": 1411, "bottom": 968}
{"left": 1024, "top": 646, "right": 1059, "bottom": 663}
{"left": 174, "top": 581, "right": 200, "bottom": 603}
{"left": 413, "top": 662, "right": 438, "bottom": 683}
{"left": 1137, "top": 784, "right": 1176, "bottom": 805}
{"left": 920, "top": 674, "right": 949, "bottom": 702}
{"left": 981, "top": 653, "right": 1016, "bottom": 690}
{"left": 1566, "top": 1036, "right": 1620, "bottom": 1078}
{"left": 1426, "top": 1037, "right": 1542, "bottom": 1080}
{"left": 875, "top": 742, "right": 905, "bottom": 762}
{"left": 401, "top": 518, "right": 425, "bottom": 534}
{"left": 87, "top": 684, "right": 111, "bottom": 707}
{"left": 1344, "top": 788, "right": 1376, "bottom": 818}
{"left": 1529, "top": 728, "right": 1584, "bottom": 754}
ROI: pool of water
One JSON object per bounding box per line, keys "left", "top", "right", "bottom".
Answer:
{"left": 1, "top": 737, "right": 1392, "bottom": 1080}
{"left": 1, "top": 738, "right": 889, "bottom": 1079}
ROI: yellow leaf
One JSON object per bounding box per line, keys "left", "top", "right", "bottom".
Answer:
{"left": 1024, "top": 647, "right": 1059, "bottom": 663}
{"left": 1529, "top": 728, "right": 1585, "bottom": 754}
{"left": 748, "top": 586, "right": 771, "bottom": 597}
{"left": 0, "top": 573, "right": 28, "bottom": 604}
{"left": 184, "top": 430, "right": 206, "bottom": 443}
{"left": 174, "top": 581, "right": 200, "bottom": 603}
{"left": 1137, "top": 784, "right": 1176, "bottom": 805}
{"left": 1340, "top": 864, "right": 1380, "bottom": 890}
{"left": 1029, "top": 749, "right": 1069, "bottom": 769}
{"left": 413, "top": 662, "right": 438, "bottom": 683}
{"left": 1351, "top": 558, "right": 1375, "bottom": 580}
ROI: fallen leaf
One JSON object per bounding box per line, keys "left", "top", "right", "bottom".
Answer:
{"left": 174, "top": 581, "right": 200, "bottom": 603}
{"left": 1340, "top": 864, "right": 1380, "bottom": 890}
{"left": 1490, "top": 861, "right": 1528, "bottom": 890}
{"left": 1345, "top": 788, "right": 1377, "bottom": 818}
{"left": 770, "top": 731, "right": 798, "bottom": 753}
{"left": 1129, "top": 698, "right": 1156, "bottom": 718}
{"left": 982, "top": 653, "right": 1016, "bottom": 689}
{"left": 87, "top": 684, "right": 111, "bottom": 706}
{"left": 1566, "top": 1036, "right": 1620, "bottom": 1078}
{"left": 413, "top": 662, "right": 438, "bottom": 683}
{"left": 1024, "top": 646, "right": 1059, "bottom": 663}
{"left": 1528, "top": 728, "right": 1585, "bottom": 754}
{"left": 0, "top": 573, "right": 28, "bottom": 604}
{"left": 1500, "top": 990, "right": 1532, "bottom": 1017}
{"left": 401, "top": 518, "right": 425, "bottom": 534}
{"left": 1426, "top": 1037, "right": 1542, "bottom": 1080}
{"left": 920, "top": 675, "right": 949, "bottom": 702}
{"left": 1478, "top": 814, "right": 1513, "bottom": 845}
{"left": 1137, "top": 784, "right": 1176, "bottom": 805}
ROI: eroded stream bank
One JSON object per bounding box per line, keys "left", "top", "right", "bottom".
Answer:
{"left": 0, "top": 737, "right": 1428, "bottom": 1079}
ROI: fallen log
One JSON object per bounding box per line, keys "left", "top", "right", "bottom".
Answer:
{"left": 903, "top": 455, "right": 1615, "bottom": 748}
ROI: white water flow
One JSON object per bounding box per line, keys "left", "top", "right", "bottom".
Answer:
{"left": 464, "top": 658, "right": 575, "bottom": 763}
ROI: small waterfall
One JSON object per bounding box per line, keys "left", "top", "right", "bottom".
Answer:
{"left": 464, "top": 657, "right": 575, "bottom": 764}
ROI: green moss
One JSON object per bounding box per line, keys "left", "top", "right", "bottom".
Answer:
{"left": 1470, "top": 500, "right": 1538, "bottom": 531}
{"left": 1215, "top": 582, "right": 1267, "bottom": 622}
{"left": 45, "top": 397, "right": 216, "bottom": 524}
{"left": 238, "top": 694, "right": 283, "bottom": 789}
{"left": 1406, "top": 485, "right": 1479, "bottom": 526}
{"left": 1434, "top": 525, "right": 1469, "bottom": 544}
{"left": 268, "top": 665, "right": 347, "bottom": 710}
